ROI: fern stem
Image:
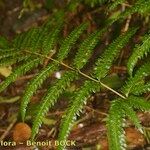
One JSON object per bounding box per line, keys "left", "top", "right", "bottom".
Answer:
{"left": 24, "top": 50, "right": 126, "bottom": 99}
{"left": 78, "top": 70, "right": 126, "bottom": 99}
{"left": 100, "top": 82, "right": 126, "bottom": 99}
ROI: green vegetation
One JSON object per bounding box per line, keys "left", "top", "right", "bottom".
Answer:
{"left": 0, "top": 0, "right": 150, "bottom": 149}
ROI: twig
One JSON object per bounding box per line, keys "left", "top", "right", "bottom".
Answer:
{"left": 17, "top": 74, "right": 37, "bottom": 80}
{"left": 0, "top": 118, "right": 17, "bottom": 141}
{"left": 85, "top": 106, "right": 108, "bottom": 116}
{"left": 24, "top": 50, "right": 126, "bottom": 99}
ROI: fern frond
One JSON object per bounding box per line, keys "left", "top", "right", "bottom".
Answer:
{"left": 58, "top": 80, "right": 100, "bottom": 150}
{"left": 56, "top": 28, "right": 136, "bottom": 150}
{"left": 107, "top": 96, "right": 150, "bottom": 150}
{"left": 120, "top": 0, "right": 150, "bottom": 18}
{"left": 39, "top": 11, "right": 65, "bottom": 53}
{"left": 56, "top": 22, "right": 88, "bottom": 61}
{"left": 130, "top": 82, "right": 150, "bottom": 95}
{"left": 13, "top": 28, "right": 35, "bottom": 49}
{"left": 37, "top": 14, "right": 61, "bottom": 48}
{"left": 107, "top": 100, "right": 126, "bottom": 150}
{"left": 31, "top": 71, "right": 78, "bottom": 140}
{"left": 94, "top": 27, "right": 137, "bottom": 79}
{"left": 127, "top": 33, "right": 150, "bottom": 76}
{"left": 42, "top": 24, "right": 62, "bottom": 55}
{"left": 122, "top": 61, "right": 150, "bottom": 96}
{"left": 108, "top": 0, "right": 126, "bottom": 11}
{"left": 13, "top": 11, "right": 65, "bottom": 53}
{"left": 0, "top": 55, "right": 28, "bottom": 67}
{"left": 0, "top": 49, "right": 19, "bottom": 59}
{"left": 31, "top": 24, "right": 101, "bottom": 140}
{"left": 29, "top": 28, "right": 45, "bottom": 52}
{"left": 73, "top": 28, "right": 105, "bottom": 69}
{"left": 20, "top": 23, "right": 88, "bottom": 121}
{"left": 0, "top": 36, "right": 10, "bottom": 49}
{"left": 122, "top": 101, "right": 143, "bottom": 132}
{"left": 21, "top": 28, "right": 41, "bottom": 51}
{"left": 12, "top": 32, "right": 27, "bottom": 48}
{"left": 20, "top": 63, "right": 58, "bottom": 121}
{"left": 42, "top": 10, "right": 64, "bottom": 29}
{"left": 136, "top": 0, "right": 150, "bottom": 14}
{"left": 126, "top": 96, "right": 150, "bottom": 111}
{"left": 0, "top": 58, "right": 40, "bottom": 92}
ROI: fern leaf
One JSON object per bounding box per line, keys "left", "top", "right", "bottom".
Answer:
{"left": 20, "top": 23, "right": 87, "bottom": 121}
{"left": 20, "top": 63, "right": 58, "bottom": 121}
{"left": 0, "top": 36, "right": 10, "bottom": 49}
{"left": 29, "top": 28, "right": 43, "bottom": 52}
{"left": 21, "top": 28, "right": 40, "bottom": 50}
{"left": 120, "top": 0, "right": 150, "bottom": 18}
{"left": 131, "top": 82, "right": 150, "bottom": 95}
{"left": 107, "top": 100, "right": 126, "bottom": 150}
{"left": 31, "top": 30, "right": 101, "bottom": 138}
{"left": 31, "top": 71, "right": 78, "bottom": 140}
{"left": 107, "top": 96, "right": 149, "bottom": 150}
{"left": 0, "top": 49, "right": 19, "bottom": 59}
{"left": 56, "top": 29, "right": 136, "bottom": 149}
{"left": 94, "top": 28, "right": 137, "bottom": 79}
{"left": 0, "top": 58, "right": 39, "bottom": 92}
{"left": 127, "top": 96, "right": 150, "bottom": 111}
{"left": 127, "top": 33, "right": 150, "bottom": 76}
{"left": 34, "top": 12, "right": 64, "bottom": 53}
{"left": 37, "top": 14, "right": 58, "bottom": 46}
{"left": 108, "top": 0, "right": 126, "bottom": 11}
{"left": 42, "top": 24, "right": 62, "bottom": 55}
{"left": 0, "top": 55, "right": 28, "bottom": 67}
{"left": 122, "top": 101, "right": 143, "bottom": 132}
{"left": 58, "top": 81, "right": 100, "bottom": 150}
{"left": 42, "top": 10, "right": 64, "bottom": 30}
{"left": 136, "top": 0, "right": 150, "bottom": 14}
{"left": 13, "top": 28, "right": 39, "bottom": 51}
{"left": 56, "top": 22, "right": 88, "bottom": 61}
{"left": 13, "top": 32, "right": 27, "bottom": 49}
{"left": 73, "top": 28, "right": 105, "bottom": 69}
{"left": 122, "top": 61, "right": 150, "bottom": 96}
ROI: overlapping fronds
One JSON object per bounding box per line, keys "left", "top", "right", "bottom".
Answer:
{"left": 58, "top": 81, "right": 100, "bottom": 150}
{"left": 127, "top": 33, "right": 150, "bottom": 76}
{"left": 31, "top": 71, "right": 78, "bottom": 140}
{"left": 0, "top": 58, "right": 39, "bottom": 92}
{"left": 120, "top": 0, "right": 150, "bottom": 18}
{"left": 20, "top": 63, "right": 58, "bottom": 121}
{"left": 0, "top": 49, "right": 19, "bottom": 59}
{"left": 31, "top": 27, "right": 104, "bottom": 141}
{"left": 94, "top": 28, "right": 137, "bottom": 79}
{"left": 122, "top": 61, "right": 150, "bottom": 96}
{"left": 0, "top": 1, "right": 150, "bottom": 150}
{"left": 73, "top": 28, "right": 105, "bottom": 69}
{"left": 126, "top": 96, "right": 150, "bottom": 111}
{"left": 57, "top": 28, "right": 137, "bottom": 150}
{"left": 0, "top": 49, "right": 22, "bottom": 66}
{"left": 107, "top": 95, "right": 150, "bottom": 150}
{"left": 131, "top": 82, "right": 150, "bottom": 95}
{"left": 108, "top": 0, "right": 126, "bottom": 11}
{"left": 0, "top": 55, "right": 27, "bottom": 67}
{"left": 56, "top": 22, "right": 88, "bottom": 61}
{"left": 20, "top": 22, "right": 88, "bottom": 121}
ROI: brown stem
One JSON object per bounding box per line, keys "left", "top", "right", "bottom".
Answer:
{"left": 24, "top": 50, "right": 126, "bottom": 99}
